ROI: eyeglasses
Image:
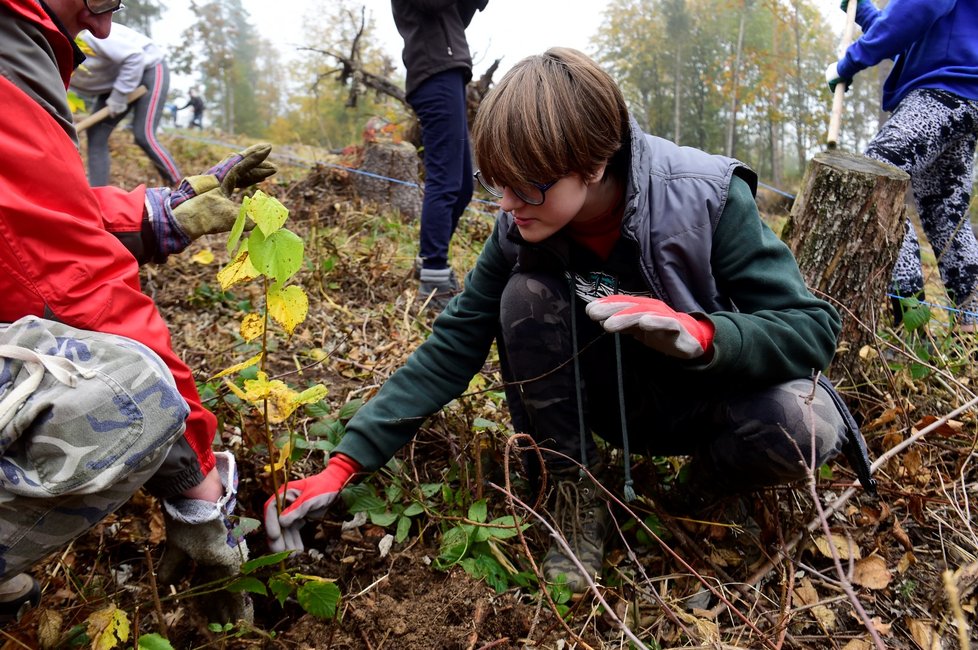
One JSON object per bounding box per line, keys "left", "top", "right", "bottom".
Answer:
{"left": 474, "top": 170, "right": 558, "bottom": 206}
{"left": 84, "top": 0, "right": 125, "bottom": 15}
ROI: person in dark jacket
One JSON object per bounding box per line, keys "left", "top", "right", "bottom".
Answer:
{"left": 265, "top": 48, "right": 873, "bottom": 594}
{"left": 179, "top": 88, "right": 205, "bottom": 129}
{"left": 392, "top": 0, "right": 488, "bottom": 311}
{"left": 826, "top": 0, "right": 978, "bottom": 329}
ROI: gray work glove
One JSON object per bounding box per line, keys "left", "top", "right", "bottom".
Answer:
{"left": 144, "top": 143, "right": 276, "bottom": 258}
{"left": 158, "top": 451, "right": 253, "bottom": 624}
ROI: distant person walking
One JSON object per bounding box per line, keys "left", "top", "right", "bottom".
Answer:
{"left": 392, "top": 0, "right": 489, "bottom": 312}
{"left": 826, "top": 0, "right": 978, "bottom": 329}
{"left": 179, "top": 88, "right": 205, "bottom": 129}
{"left": 70, "top": 23, "right": 181, "bottom": 186}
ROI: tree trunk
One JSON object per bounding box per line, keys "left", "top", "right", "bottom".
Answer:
{"left": 781, "top": 150, "right": 910, "bottom": 380}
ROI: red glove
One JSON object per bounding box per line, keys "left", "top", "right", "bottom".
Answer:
{"left": 585, "top": 295, "right": 715, "bottom": 359}
{"left": 263, "top": 453, "right": 360, "bottom": 552}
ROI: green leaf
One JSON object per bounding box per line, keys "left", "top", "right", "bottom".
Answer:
{"left": 297, "top": 580, "right": 341, "bottom": 619}
{"left": 395, "top": 514, "right": 412, "bottom": 543}
{"left": 227, "top": 200, "right": 249, "bottom": 255}
{"left": 137, "top": 634, "right": 175, "bottom": 650}
{"left": 472, "top": 417, "right": 496, "bottom": 431}
{"left": 225, "top": 576, "right": 267, "bottom": 595}
{"left": 347, "top": 493, "right": 386, "bottom": 514}
{"left": 337, "top": 398, "right": 364, "bottom": 421}
{"left": 369, "top": 510, "right": 399, "bottom": 527}
{"left": 484, "top": 516, "right": 529, "bottom": 540}
{"left": 420, "top": 483, "right": 442, "bottom": 498}
{"left": 304, "top": 401, "right": 332, "bottom": 418}
{"left": 900, "top": 298, "right": 931, "bottom": 332}
{"left": 468, "top": 499, "right": 488, "bottom": 524}
{"left": 268, "top": 575, "right": 294, "bottom": 607}
{"left": 241, "top": 550, "right": 294, "bottom": 573}
{"left": 402, "top": 502, "right": 425, "bottom": 517}
{"left": 231, "top": 516, "right": 262, "bottom": 540}
{"left": 435, "top": 525, "right": 470, "bottom": 568}
{"left": 248, "top": 227, "right": 304, "bottom": 285}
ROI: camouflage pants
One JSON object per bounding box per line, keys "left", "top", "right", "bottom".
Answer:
{"left": 0, "top": 316, "right": 189, "bottom": 579}
{"left": 499, "top": 272, "right": 849, "bottom": 493}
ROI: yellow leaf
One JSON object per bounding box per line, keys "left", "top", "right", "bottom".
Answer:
{"left": 239, "top": 371, "right": 300, "bottom": 422}
{"left": 217, "top": 248, "right": 260, "bottom": 291}
{"left": 264, "top": 439, "right": 292, "bottom": 475}
{"left": 210, "top": 352, "right": 263, "bottom": 381}
{"left": 86, "top": 605, "right": 130, "bottom": 650}
{"left": 240, "top": 313, "right": 265, "bottom": 342}
{"left": 192, "top": 249, "right": 215, "bottom": 264}
{"left": 813, "top": 533, "right": 862, "bottom": 560}
{"left": 294, "top": 384, "right": 328, "bottom": 405}
{"left": 268, "top": 284, "right": 309, "bottom": 335}
{"left": 245, "top": 190, "right": 289, "bottom": 235}
{"left": 852, "top": 555, "right": 893, "bottom": 590}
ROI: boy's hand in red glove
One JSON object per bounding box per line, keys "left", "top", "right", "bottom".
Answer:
{"left": 263, "top": 453, "right": 360, "bottom": 552}
{"left": 585, "top": 295, "right": 715, "bottom": 359}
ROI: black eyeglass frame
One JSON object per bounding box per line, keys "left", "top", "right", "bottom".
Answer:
{"left": 474, "top": 170, "right": 558, "bottom": 206}
{"left": 85, "top": 0, "right": 125, "bottom": 15}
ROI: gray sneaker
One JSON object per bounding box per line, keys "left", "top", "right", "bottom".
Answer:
{"left": 417, "top": 266, "right": 460, "bottom": 312}
{"left": 542, "top": 471, "right": 609, "bottom": 593}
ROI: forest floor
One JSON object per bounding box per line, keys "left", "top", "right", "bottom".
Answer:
{"left": 2, "top": 130, "right": 977, "bottom": 650}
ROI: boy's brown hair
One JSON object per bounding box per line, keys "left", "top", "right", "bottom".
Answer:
{"left": 471, "top": 47, "right": 629, "bottom": 190}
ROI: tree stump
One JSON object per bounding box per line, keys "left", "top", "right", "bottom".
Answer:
{"left": 781, "top": 150, "right": 910, "bottom": 380}
{"left": 353, "top": 141, "right": 423, "bottom": 221}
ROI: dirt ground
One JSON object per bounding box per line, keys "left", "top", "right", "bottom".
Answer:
{"left": 3, "top": 132, "right": 977, "bottom": 649}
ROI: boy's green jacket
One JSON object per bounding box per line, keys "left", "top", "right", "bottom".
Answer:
{"left": 335, "top": 120, "right": 842, "bottom": 472}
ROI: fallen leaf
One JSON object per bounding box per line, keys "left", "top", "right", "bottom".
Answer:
{"left": 870, "top": 616, "right": 893, "bottom": 635}
{"left": 841, "top": 639, "right": 873, "bottom": 650}
{"left": 853, "top": 555, "right": 892, "bottom": 590}
{"left": 37, "top": 608, "right": 63, "bottom": 650}
{"left": 906, "top": 617, "right": 941, "bottom": 650}
{"left": 191, "top": 248, "right": 214, "bottom": 264}
{"left": 897, "top": 551, "right": 917, "bottom": 574}
{"left": 913, "top": 414, "right": 963, "bottom": 438}
{"left": 813, "top": 533, "right": 862, "bottom": 560}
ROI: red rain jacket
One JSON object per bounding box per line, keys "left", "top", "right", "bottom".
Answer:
{"left": 0, "top": 0, "right": 216, "bottom": 479}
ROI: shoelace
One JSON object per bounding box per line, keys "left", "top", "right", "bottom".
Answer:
{"left": 0, "top": 344, "right": 96, "bottom": 432}
{"left": 554, "top": 479, "right": 601, "bottom": 551}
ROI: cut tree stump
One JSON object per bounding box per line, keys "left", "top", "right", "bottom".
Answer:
{"left": 781, "top": 150, "right": 910, "bottom": 380}
{"left": 354, "top": 141, "right": 423, "bottom": 221}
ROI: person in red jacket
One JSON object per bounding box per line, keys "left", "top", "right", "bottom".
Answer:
{"left": 0, "top": 0, "right": 275, "bottom": 625}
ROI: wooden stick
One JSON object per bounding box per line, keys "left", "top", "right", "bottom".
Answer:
{"left": 74, "top": 85, "right": 147, "bottom": 133}
{"left": 827, "top": 0, "right": 859, "bottom": 148}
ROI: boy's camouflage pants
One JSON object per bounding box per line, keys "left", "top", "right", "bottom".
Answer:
{"left": 0, "top": 316, "right": 188, "bottom": 579}
{"left": 498, "top": 273, "right": 855, "bottom": 493}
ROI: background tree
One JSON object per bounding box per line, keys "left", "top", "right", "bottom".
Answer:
{"left": 114, "top": 0, "right": 164, "bottom": 37}
{"left": 168, "top": 0, "right": 265, "bottom": 136}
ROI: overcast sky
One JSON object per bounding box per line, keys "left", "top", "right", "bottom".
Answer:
{"left": 153, "top": 0, "right": 609, "bottom": 82}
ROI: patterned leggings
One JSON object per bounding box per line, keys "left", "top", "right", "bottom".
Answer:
{"left": 864, "top": 89, "right": 978, "bottom": 325}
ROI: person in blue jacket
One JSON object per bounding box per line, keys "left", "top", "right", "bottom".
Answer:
{"left": 826, "top": 0, "right": 978, "bottom": 329}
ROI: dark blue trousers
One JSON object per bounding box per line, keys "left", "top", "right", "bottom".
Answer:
{"left": 407, "top": 68, "right": 474, "bottom": 270}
